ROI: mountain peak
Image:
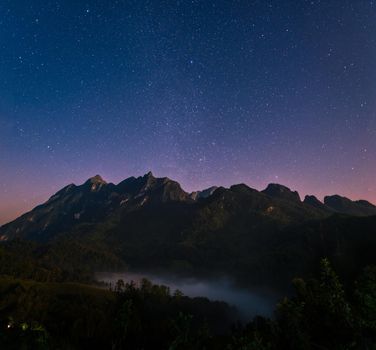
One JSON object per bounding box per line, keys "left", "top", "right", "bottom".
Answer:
{"left": 144, "top": 171, "right": 154, "bottom": 178}
{"left": 85, "top": 175, "right": 107, "bottom": 185}
{"left": 262, "top": 183, "right": 301, "bottom": 202}
{"left": 304, "top": 195, "right": 330, "bottom": 211}
{"left": 190, "top": 186, "right": 218, "bottom": 200}
{"left": 83, "top": 175, "right": 107, "bottom": 191}
{"left": 304, "top": 195, "right": 321, "bottom": 204}
{"left": 324, "top": 195, "right": 376, "bottom": 216}
{"left": 324, "top": 194, "right": 350, "bottom": 205}
{"left": 355, "top": 199, "right": 376, "bottom": 208}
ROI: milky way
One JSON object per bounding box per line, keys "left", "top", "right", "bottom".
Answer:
{"left": 1, "top": 0, "right": 376, "bottom": 224}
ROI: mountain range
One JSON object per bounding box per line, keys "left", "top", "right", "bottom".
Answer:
{"left": 1, "top": 172, "right": 376, "bottom": 290}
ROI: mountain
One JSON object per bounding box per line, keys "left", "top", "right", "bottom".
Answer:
{"left": 262, "top": 183, "right": 301, "bottom": 202}
{"left": 324, "top": 194, "right": 376, "bottom": 216}
{"left": 0, "top": 172, "right": 191, "bottom": 242}
{"left": 190, "top": 186, "right": 218, "bottom": 200}
{"left": 0, "top": 175, "right": 327, "bottom": 243}
{"left": 1, "top": 172, "right": 376, "bottom": 291}
{"left": 303, "top": 195, "right": 332, "bottom": 211}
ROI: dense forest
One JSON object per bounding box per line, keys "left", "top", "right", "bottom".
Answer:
{"left": 0, "top": 259, "right": 375, "bottom": 349}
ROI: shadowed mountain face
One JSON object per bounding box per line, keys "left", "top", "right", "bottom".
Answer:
{"left": 0, "top": 173, "right": 329, "bottom": 242}
{"left": 1, "top": 173, "right": 376, "bottom": 291}
{"left": 0, "top": 172, "right": 191, "bottom": 241}
{"left": 324, "top": 195, "right": 376, "bottom": 216}
{"left": 262, "top": 183, "right": 301, "bottom": 203}
{"left": 304, "top": 195, "right": 332, "bottom": 211}
{"left": 1, "top": 173, "right": 375, "bottom": 243}
{"left": 190, "top": 186, "right": 218, "bottom": 200}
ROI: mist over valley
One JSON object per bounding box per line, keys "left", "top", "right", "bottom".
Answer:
{"left": 96, "top": 271, "right": 279, "bottom": 320}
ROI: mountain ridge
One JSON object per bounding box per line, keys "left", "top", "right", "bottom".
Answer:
{"left": 3, "top": 172, "right": 376, "bottom": 227}
{"left": 1, "top": 172, "right": 375, "bottom": 241}
{"left": 1, "top": 171, "right": 376, "bottom": 292}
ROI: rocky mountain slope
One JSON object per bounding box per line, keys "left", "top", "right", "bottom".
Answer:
{"left": 2, "top": 172, "right": 375, "bottom": 243}
{"left": 1, "top": 172, "right": 375, "bottom": 290}
{"left": 0, "top": 174, "right": 318, "bottom": 240}
{"left": 324, "top": 194, "right": 376, "bottom": 216}
{"left": 0, "top": 172, "right": 191, "bottom": 241}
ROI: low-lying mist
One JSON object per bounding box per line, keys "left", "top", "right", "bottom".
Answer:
{"left": 96, "top": 271, "right": 279, "bottom": 321}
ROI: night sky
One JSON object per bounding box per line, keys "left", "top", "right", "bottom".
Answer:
{"left": 1, "top": 0, "right": 376, "bottom": 225}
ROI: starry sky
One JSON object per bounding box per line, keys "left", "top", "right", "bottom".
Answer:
{"left": 1, "top": 0, "right": 376, "bottom": 225}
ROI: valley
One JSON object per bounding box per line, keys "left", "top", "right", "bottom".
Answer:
{"left": 96, "top": 271, "right": 278, "bottom": 320}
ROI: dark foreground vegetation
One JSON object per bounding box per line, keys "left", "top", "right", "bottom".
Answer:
{"left": 0, "top": 259, "right": 375, "bottom": 350}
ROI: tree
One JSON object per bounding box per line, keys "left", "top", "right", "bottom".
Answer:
{"left": 275, "top": 259, "right": 355, "bottom": 350}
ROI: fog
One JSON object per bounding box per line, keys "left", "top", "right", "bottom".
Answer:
{"left": 96, "top": 271, "right": 279, "bottom": 320}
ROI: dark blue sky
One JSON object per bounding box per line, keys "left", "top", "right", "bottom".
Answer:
{"left": 1, "top": 0, "right": 376, "bottom": 224}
